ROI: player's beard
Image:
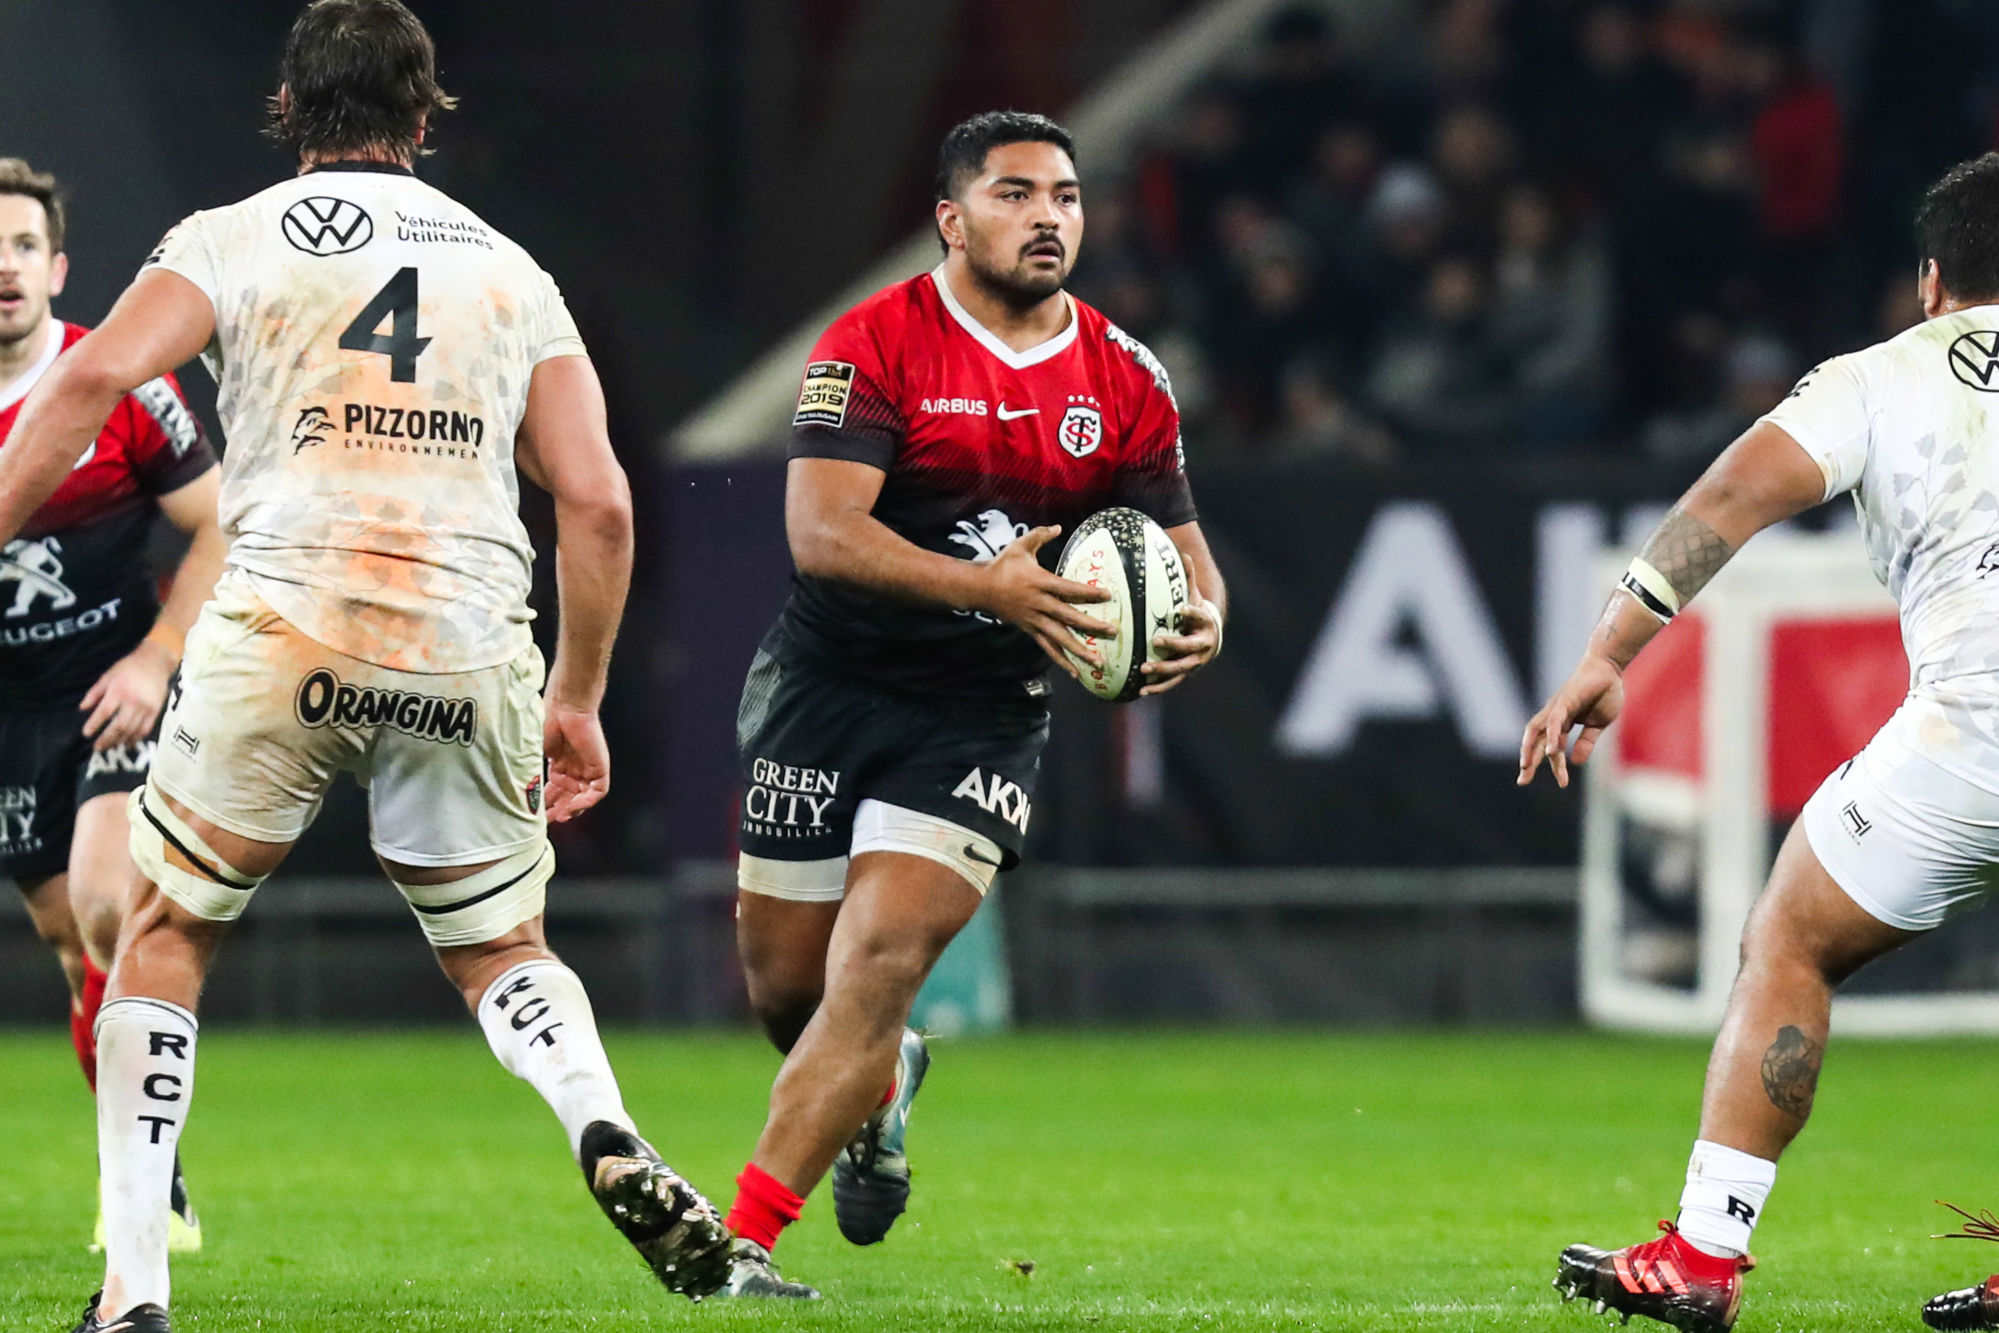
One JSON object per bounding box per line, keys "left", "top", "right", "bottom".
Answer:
{"left": 0, "top": 290, "right": 43, "bottom": 349}
{"left": 965, "top": 231, "right": 1071, "bottom": 311}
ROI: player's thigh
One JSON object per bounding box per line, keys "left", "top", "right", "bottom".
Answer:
{"left": 366, "top": 643, "right": 552, "bottom": 951}
{"left": 734, "top": 640, "right": 878, "bottom": 907}
{"left": 149, "top": 586, "right": 352, "bottom": 854}
{"left": 737, "top": 891, "right": 841, "bottom": 1008}
{"left": 1786, "top": 746, "right": 1997, "bottom": 979}
{"left": 0, "top": 707, "right": 92, "bottom": 902}
{"left": 822, "top": 849, "right": 985, "bottom": 1011}
{"left": 866, "top": 697, "right": 1051, "bottom": 883}
{"left": 67, "top": 790, "right": 144, "bottom": 960}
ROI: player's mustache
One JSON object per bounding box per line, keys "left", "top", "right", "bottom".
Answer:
{"left": 1021, "top": 235, "right": 1064, "bottom": 260}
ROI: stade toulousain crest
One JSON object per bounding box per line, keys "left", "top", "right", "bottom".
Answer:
{"left": 1058, "top": 405, "right": 1103, "bottom": 458}
{"left": 282, "top": 197, "right": 374, "bottom": 256}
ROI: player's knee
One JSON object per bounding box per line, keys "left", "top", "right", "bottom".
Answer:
{"left": 745, "top": 978, "right": 820, "bottom": 1053}
{"left": 69, "top": 883, "right": 125, "bottom": 965}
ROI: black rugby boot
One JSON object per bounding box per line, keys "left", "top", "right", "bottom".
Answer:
{"left": 580, "top": 1120, "right": 731, "bottom": 1299}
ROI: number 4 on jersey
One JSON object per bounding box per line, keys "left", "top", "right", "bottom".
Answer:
{"left": 340, "top": 267, "right": 430, "bottom": 382}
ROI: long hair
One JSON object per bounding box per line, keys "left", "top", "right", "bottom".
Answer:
{"left": 265, "top": 0, "right": 457, "bottom": 161}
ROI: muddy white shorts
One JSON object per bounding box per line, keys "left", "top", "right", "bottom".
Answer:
{"left": 1800, "top": 710, "right": 1999, "bottom": 932}
{"left": 146, "top": 581, "right": 550, "bottom": 871}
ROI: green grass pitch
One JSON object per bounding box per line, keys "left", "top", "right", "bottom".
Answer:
{"left": 5, "top": 1028, "right": 1998, "bottom": 1331}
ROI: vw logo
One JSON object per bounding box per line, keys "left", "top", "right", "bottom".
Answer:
{"left": 1948, "top": 330, "right": 1999, "bottom": 392}
{"left": 281, "top": 196, "right": 374, "bottom": 256}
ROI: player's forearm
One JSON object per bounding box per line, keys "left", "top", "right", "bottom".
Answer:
{"left": 0, "top": 358, "right": 126, "bottom": 544}
{"left": 546, "top": 493, "right": 633, "bottom": 711}
{"left": 158, "top": 522, "right": 228, "bottom": 637}
{"left": 792, "top": 508, "right": 989, "bottom": 613}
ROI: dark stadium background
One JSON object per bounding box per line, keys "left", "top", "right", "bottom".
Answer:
{"left": 8, "top": 0, "right": 1999, "bottom": 1026}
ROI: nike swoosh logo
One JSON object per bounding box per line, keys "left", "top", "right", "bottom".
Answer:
{"left": 996, "top": 404, "right": 1039, "bottom": 420}
{"left": 963, "top": 844, "right": 1002, "bottom": 866}
{"left": 100, "top": 1321, "right": 135, "bottom": 1333}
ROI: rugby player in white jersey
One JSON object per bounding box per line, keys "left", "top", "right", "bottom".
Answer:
{"left": 1520, "top": 153, "right": 1999, "bottom": 1333}
{"left": 0, "top": 3, "right": 730, "bottom": 1328}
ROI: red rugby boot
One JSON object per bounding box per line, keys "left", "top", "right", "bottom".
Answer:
{"left": 1554, "top": 1221, "right": 1754, "bottom": 1332}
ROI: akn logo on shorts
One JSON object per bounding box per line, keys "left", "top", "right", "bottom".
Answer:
{"left": 294, "top": 667, "right": 477, "bottom": 745}
{"left": 85, "top": 740, "right": 155, "bottom": 780}
{"left": 952, "top": 768, "right": 1031, "bottom": 834}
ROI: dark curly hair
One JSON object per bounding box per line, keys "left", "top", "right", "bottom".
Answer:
{"left": 1915, "top": 153, "right": 1999, "bottom": 304}
{"left": 266, "top": 0, "right": 457, "bottom": 161}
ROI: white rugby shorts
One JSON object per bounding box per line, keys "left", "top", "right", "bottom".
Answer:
{"left": 147, "top": 580, "right": 548, "bottom": 868}
{"left": 1801, "top": 707, "right": 1999, "bottom": 932}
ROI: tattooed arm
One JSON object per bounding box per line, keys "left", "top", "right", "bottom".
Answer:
{"left": 1518, "top": 421, "right": 1832, "bottom": 787}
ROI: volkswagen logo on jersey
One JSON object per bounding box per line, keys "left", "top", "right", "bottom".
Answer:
{"left": 281, "top": 197, "right": 375, "bottom": 256}
{"left": 1057, "top": 404, "right": 1104, "bottom": 458}
{"left": 1948, "top": 330, "right": 1999, "bottom": 392}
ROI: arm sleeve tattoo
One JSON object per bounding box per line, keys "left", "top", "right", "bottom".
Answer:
{"left": 1637, "top": 505, "right": 1736, "bottom": 607}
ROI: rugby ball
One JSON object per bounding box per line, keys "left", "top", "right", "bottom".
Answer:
{"left": 1055, "top": 507, "right": 1191, "bottom": 702}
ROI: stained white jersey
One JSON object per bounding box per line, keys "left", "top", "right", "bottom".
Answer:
{"left": 143, "top": 164, "right": 584, "bottom": 673}
{"left": 1763, "top": 303, "right": 1999, "bottom": 789}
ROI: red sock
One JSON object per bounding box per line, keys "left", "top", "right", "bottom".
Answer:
{"left": 71, "top": 955, "right": 109, "bottom": 1092}
{"left": 878, "top": 1074, "right": 898, "bottom": 1110}
{"left": 724, "top": 1163, "right": 805, "bottom": 1252}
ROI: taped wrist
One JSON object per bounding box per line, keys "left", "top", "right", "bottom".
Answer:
{"left": 1620, "top": 557, "right": 1681, "bottom": 624}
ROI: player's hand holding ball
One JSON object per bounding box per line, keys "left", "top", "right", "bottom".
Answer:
{"left": 1140, "top": 585, "right": 1221, "bottom": 697}
{"left": 79, "top": 633, "right": 178, "bottom": 752}
{"left": 975, "top": 523, "right": 1118, "bottom": 681}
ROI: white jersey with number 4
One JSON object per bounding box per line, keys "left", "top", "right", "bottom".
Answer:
{"left": 144, "top": 164, "right": 583, "bottom": 673}
{"left": 1763, "top": 303, "right": 1999, "bottom": 789}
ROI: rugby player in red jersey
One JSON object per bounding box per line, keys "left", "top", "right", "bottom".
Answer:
{"left": 716, "top": 111, "right": 1227, "bottom": 1297}
{"left": 0, "top": 158, "right": 223, "bottom": 1251}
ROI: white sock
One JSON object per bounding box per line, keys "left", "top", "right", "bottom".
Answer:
{"left": 476, "top": 959, "right": 632, "bottom": 1158}
{"left": 96, "top": 997, "right": 199, "bottom": 1316}
{"left": 1676, "top": 1138, "right": 1777, "bottom": 1257}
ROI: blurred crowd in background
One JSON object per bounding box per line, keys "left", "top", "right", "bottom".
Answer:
{"left": 1069, "top": 0, "right": 1999, "bottom": 465}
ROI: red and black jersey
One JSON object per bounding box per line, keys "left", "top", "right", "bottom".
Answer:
{"left": 780, "top": 268, "right": 1197, "bottom": 699}
{"left": 1, "top": 321, "right": 217, "bottom": 708}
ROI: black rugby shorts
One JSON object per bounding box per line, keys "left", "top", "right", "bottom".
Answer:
{"left": 0, "top": 705, "right": 159, "bottom": 882}
{"left": 734, "top": 628, "right": 1049, "bottom": 871}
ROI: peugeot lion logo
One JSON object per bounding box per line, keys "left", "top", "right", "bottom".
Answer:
{"left": 281, "top": 197, "right": 374, "bottom": 256}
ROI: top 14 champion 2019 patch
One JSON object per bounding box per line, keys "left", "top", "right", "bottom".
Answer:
{"left": 794, "top": 361, "right": 855, "bottom": 428}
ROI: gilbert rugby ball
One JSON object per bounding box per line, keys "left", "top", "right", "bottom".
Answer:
{"left": 1055, "top": 507, "right": 1191, "bottom": 702}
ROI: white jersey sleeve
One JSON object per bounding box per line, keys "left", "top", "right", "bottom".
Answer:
{"left": 143, "top": 214, "right": 225, "bottom": 310}
{"left": 534, "top": 271, "right": 586, "bottom": 364}
{"left": 1759, "top": 352, "right": 1876, "bottom": 501}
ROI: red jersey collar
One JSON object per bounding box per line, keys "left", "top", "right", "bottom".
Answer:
{"left": 0, "top": 317, "right": 65, "bottom": 415}
{"left": 929, "top": 265, "right": 1078, "bottom": 370}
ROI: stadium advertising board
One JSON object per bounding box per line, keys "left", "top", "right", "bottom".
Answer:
{"left": 661, "top": 460, "right": 1705, "bottom": 868}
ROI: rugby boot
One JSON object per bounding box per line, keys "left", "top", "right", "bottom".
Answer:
{"left": 832, "top": 1027, "right": 929, "bottom": 1245}
{"left": 579, "top": 1120, "right": 731, "bottom": 1299}
{"left": 1554, "top": 1221, "right": 1754, "bottom": 1332}
{"left": 1925, "top": 1276, "right": 1999, "bottom": 1330}
{"left": 715, "top": 1238, "right": 822, "bottom": 1299}
{"left": 92, "top": 1154, "right": 200, "bottom": 1254}
{"left": 71, "top": 1291, "right": 170, "bottom": 1333}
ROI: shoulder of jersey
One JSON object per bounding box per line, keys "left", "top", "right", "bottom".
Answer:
{"left": 1088, "top": 303, "right": 1176, "bottom": 403}
{"left": 58, "top": 320, "right": 89, "bottom": 352}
